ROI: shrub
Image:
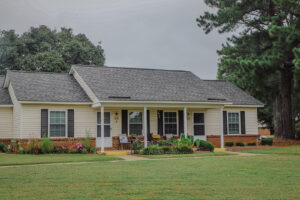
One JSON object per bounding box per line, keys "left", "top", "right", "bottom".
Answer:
{"left": 132, "top": 139, "right": 143, "bottom": 154}
{"left": 198, "top": 140, "right": 214, "bottom": 152}
{"left": 225, "top": 141, "right": 234, "bottom": 147}
{"left": 176, "top": 145, "right": 194, "bottom": 154}
{"left": 90, "top": 147, "right": 98, "bottom": 153}
{"left": 82, "top": 136, "right": 93, "bottom": 153}
{"left": 157, "top": 140, "right": 172, "bottom": 147}
{"left": 41, "top": 138, "right": 52, "bottom": 154}
{"left": 236, "top": 142, "right": 245, "bottom": 146}
{"left": 176, "top": 134, "right": 194, "bottom": 148}
{"left": 160, "top": 146, "right": 176, "bottom": 154}
{"left": 141, "top": 145, "right": 163, "bottom": 155}
{"left": 130, "top": 134, "right": 137, "bottom": 139}
{"left": 0, "top": 142, "right": 7, "bottom": 152}
{"left": 195, "top": 139, "right": 201, "bottom": 148}
{"left": 28, "top": 139, "right": 41, "bottom": 154}
{"left": 247, "top": 142, "right": 256, "bottom": 146}
{"left": 81, "top": 148, "right": 88, "bottom": 154}
{"left": 261, "top": 138, "right": 273, "bottom": 145}
{"left": 73, "top": 143, "right": 83, "bottom": 153}
{"left": 56, "top": 145, "right": 69, "bottom": 153}
{"left": 169, "top": 137, "right": 176, "bottom": 144}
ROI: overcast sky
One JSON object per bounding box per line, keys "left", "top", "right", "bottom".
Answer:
{"left": 0, "top": 0, "right": 230, "bottom": 79}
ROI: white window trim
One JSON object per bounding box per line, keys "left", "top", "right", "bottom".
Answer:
{"left": 48, "top": 110, "right": 68, "bottom": 138}
{"left": 227, "top": 112, "right": 241, "bottom": 135}
{"left": 163, "top": 111, "right": 178, "bottom": 136}
{"left": 192, "top": 112, "right": 206, "bottom": 136}
{"left": 128, "top": 110, "right": 143, "bottom": 136}
{"left": 96, "top": 111, "right": 111, "bottom": 138}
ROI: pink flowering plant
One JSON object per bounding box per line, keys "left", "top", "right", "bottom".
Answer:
{"left": 73, "top": 142, "right": 83, "bottom": 153}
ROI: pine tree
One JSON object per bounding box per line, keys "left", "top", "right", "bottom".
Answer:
{"left": 197, "top": 0, "right": 300, "bottom": 139}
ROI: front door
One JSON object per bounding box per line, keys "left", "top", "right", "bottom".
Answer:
{"left": 96, "top": 112, "right": 112, "bottom": 147}
{"left": 193, "top": 113, "right": 206, "bottom": 141}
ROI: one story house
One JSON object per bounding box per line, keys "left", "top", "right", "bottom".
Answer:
{"left": 0, "top": 65, "right": 263, "bottom": 151}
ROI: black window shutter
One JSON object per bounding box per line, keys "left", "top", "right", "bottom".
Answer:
{"left": 157, "top": 110, "right": 164, "bottom": 136}
{"left": 41, "top": 109, "right": 48, "bottom": 138}
{"left": 223, "top": 111, "right": 228, "bottom": 135}
{"left": 122, "top": 110, "right": 128, "bottom": 135}
{"left": 241, "top": 111, "right": 246, "bottom": 134}
{"left": 147, "top": 110, "right": 150, "bottom": 134}
{"left": 178, "top": 110, "right": 184, "bottom": 135}
{"left": 68, "top": 109, "right": 74, "bottom": 137}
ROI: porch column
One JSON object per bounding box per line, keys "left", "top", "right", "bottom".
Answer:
{"left": 184, "top": 107, "right": 188, "bottom": 138}
{"left": 144, "top": 106, "right": 148, "bottom": 148}
{"left": 220, "top": 106, "right": 224, "bottom": 148}
{"left": 101, "top": 106, "right": 105, "bottom": 153}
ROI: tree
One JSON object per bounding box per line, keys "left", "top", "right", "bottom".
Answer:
{"left": 197, "top": 0, "right": 300, "bottom": 139}
{"left": 0, "top": 25, "right": 105, "bottom": 74}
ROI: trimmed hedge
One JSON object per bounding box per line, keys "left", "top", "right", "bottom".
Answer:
{"left": 247, "top": 142, "right": 256, "bottom": 146}
{"left": 261, "top": 138, "right": 273, "bottom": 145}
{"left": 225, "top": 141, "right": 234, "bottom": 147}
{"left": 198, "top": 140, "right": 214, "bottom": 152}
{"left": 235, "top": 142, "right": 245, "bottom": 146}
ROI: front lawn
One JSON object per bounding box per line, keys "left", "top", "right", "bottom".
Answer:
{"left": 1, "top": 147, "right": 300, "bottom": 199}
{"left": 242, "top": 146, "right": 300, "bottom": 155}
{"left": 140, "top": 152, "right": 235, "bottom": 159}
{"left": 0, "top": 153, "right": 121, "bottom": 166}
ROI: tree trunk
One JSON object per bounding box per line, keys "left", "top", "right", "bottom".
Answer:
{"left": 274, "top": 65, "right": 295, "bottom": 139}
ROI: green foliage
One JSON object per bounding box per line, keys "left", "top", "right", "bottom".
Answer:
{"left": 169, "top": 137, "right": 176, "bottom": 144}
{"left": 247, "top": 142, "right": 257, "bottom": 146}
{"left": 81, "top": 148, "right": 88, "bottom": 154}
{"left": 141, "top": 145, "right": 163, "bottom": 155}
{"left": 225, "top": 142, "right": 234, "bottom": 147}
{"left": 0, "top": 26, "right": 105, "bottom": 74}
{"left": 235, "top": 142, "right": 245, "bottom": 147}
{"left": 130, "top": 134, "right": 137, "bottom": 139}
{"left": 176, "top": 134, "right": 194, "bottom": 148}
{"left": 28, "top": 139, "right": 41, "bottom": 154}
{"left": 157, "top": 140, "right": 172, "bottom": 147}
{"left": 159, "top": 146, "right": 176, "bottom": 154}
{"left": 0, "top": 142, "right": 7, "bottom": 152}
{"left": 82, "top": 136, "right": 93, "bottom": 153}
{"left": 175, "top": 146, "right": 194, "bottom": 154}
{"left": 41, "top": 137, "right": 52, "bottom": 154}
{"left": 195, "top": 139, "right": 201, "bottom": 148}
{"left": 132, "top": 139, "right": 143, "bottom": 154}
{"left": 197, "top": 0, "right": 300, "bottom": 138}
{"left": 197, "top": 140, "right": 214, "bottom": 152}
{"left": 261, "top": 138, "right": 273, "bottom": 146}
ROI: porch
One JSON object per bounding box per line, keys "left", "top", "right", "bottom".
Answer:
{"left": 93, "top": 101, "right": 228, "bottom": 152}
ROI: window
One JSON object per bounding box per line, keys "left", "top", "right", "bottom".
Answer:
{"left": 164, "top": 112, "right": 177, "bottom": 135}
{"left": 49, "top": 111, "right": 66, "bottom": 137}
{"left": 97, "top": 112, "right": 111, "bottom": 137}
{"left": 129, "top": 112, "right": 143, "bottom": 136}
{"left": 228, "top": 112, "right": 240, "bottom": 134}
{"left": 193, "top": 113, "right": 205, "bottom": 136}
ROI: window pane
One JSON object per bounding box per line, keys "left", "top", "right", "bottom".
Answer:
{"left": 194, "top": 125, "right": 205, "bottom": 136}
{"left": 129, "top": 112, "right": 142, "bottom": 123}
{"left": 97, "top": 112, "right": 111, "bottom": 124}
{"left": 229, "top": 124, "right": 239, "bottom": 134}
{"left": 165, "top": 124, "right": 177, "bottom": 135}
{"left": 194, "top": 113, "right": 204, "bottom": 124}
{"left": 97, "top": 125, "right": 111, "bottom": 137}
{"left": 228, "top": 113, "right": 239, "bottom": 123}
{"left": 49, "top": 111, "right": 66, "bottom": 137}
{"left": 129, "top": 124, "right": 143, "bottom": 136}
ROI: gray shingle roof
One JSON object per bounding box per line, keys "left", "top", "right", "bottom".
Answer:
{"left": 0, "top": 76, "right": 12, "bottom": 105}
{"left": 72, "top": 65, "right": 230, "bottom": 103}
{"left": 6, "top": 71, "right": 91, "bottom": 102}
{"left": 204, "top": 80, "right": 263, "bottom": 105}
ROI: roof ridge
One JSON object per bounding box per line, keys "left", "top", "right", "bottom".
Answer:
{"left": 203, "top": 79, "right": 228, "bottom": 82}
{"left": 73, "top": 64, "right": 190, "bottom": 73}
{"left": 7, "top": 70, "right": 69, "bottom": 75}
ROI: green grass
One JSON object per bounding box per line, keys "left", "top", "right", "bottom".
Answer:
{"left": 1, "top": 148, "right": 300, "bottom": 199}
{"left": 242, "top": 146, "right": 300, "bottom": 155}
{"left": 0, "top": 154, "right": 121, "bottom": 166}
{"left": 140, "top": 152, "right": 235, "bottom": 159}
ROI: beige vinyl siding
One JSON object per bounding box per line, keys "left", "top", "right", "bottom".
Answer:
{"left": 8, "top": 84, "right": 22, "bottom": 138}
{"left": 21, "top": 104, "right": 97, "bottom": 138}
{"left": 224, "top": 107, "right": 258, "bottom": 134}
{"left": 0, "top": 107, "right": 13, "bottom": 138}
